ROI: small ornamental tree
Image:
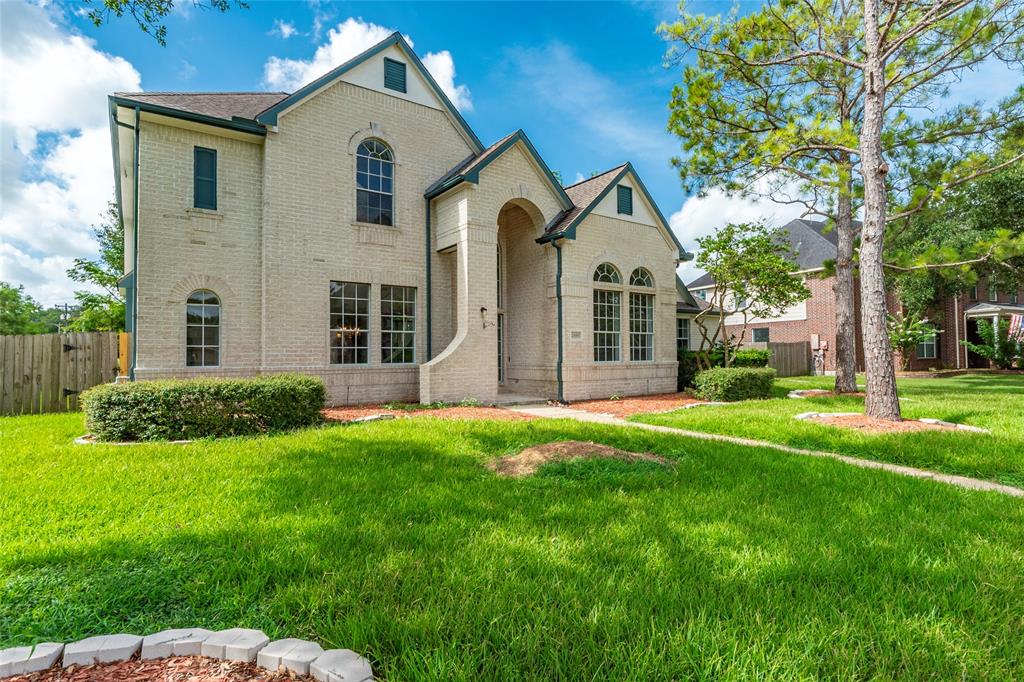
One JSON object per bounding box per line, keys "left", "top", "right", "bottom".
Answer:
{"left": 962, "top": 319, "right": 1023, "bottom": 369}
{"left": 887, "top": 313, "right": 941, "bottom": 370}
{"left": 693, "top": 222, "right": 811, "bottom": 368}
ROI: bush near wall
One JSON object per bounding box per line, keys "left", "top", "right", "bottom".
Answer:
{"left": 732, "top": 349, "right": 771, "bottom": 367}
{"left": 677, "top": 349, "right": 698, "bottom": 390}
{"left": 694, "top": 367, "right": 776, "bottom": 401}
{"left": 82, "top": 374, "right": 326, "bottom": 442}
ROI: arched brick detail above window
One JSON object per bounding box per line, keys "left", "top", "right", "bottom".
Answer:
{"left": 167, "top": 274, "right": 235, "bottom": 305}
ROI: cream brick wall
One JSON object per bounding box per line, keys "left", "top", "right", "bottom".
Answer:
{"left": 130, "top": 79, "right": 681, "bottom": 405}
{"left": 557, "top": 210, "right": 679, "bottom": 401}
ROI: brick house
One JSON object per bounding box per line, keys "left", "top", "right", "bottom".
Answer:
{"left": 109, "top": 33, "right": 696, "bottom": 406}
{"left": 687, "top": 218, "right": 1023, "bottom": 371}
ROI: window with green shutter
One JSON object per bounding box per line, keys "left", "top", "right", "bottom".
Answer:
{"left": 616, "top": 184, "right": 633, "bottom": 215}
{"left": 193, "top": 147, "right": 217, "bottom": 210}
{"left": 384, "top": 58, "right": 406, "bottom": 93}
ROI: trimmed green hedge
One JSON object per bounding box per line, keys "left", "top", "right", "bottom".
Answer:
{"left": 694, "top": 367, "right": 776, "bottom": 402}
{"left": 82, "top": 374, "right": 326, "bottom": 442}
{"left": 732, "top": 349, "right": 771, "bottom": 367}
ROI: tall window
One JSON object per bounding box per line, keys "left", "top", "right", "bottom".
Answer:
{"left": 629, "top": 292, "right": 654, "bottom": 361}
{"left": 676, "top": 317, "right": 690, "bottom": 351}
{"left": 186, "top": 290, "right": 220, "bottom": 367}
{"left": 594, "top": 290, "right": 621, "bottom": 362}
{"left": 630, "top": 267, "right": 654, "bottom": 288}
{"left": 917, "top": 330, "right": 937, "bottom": 359}
{"left": 356, "top": 140, "right": 394, "bottom": 226}
{"left": 193, "top": 147, "right": 217, "bottom": 210}
{"left": 381, "top": 285, "right": 416, "bottom": 364}
{"left": 988, "top": 284, "right": 999, "bottom": 302}
{"left": 330, "top": 281, "right": 369, "bottom": 364}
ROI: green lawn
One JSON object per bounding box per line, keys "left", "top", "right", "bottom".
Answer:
{"left": 635, "top": 373, "right": 1024, "bottom": 488}
{"left": 2, "top": 412, "right": 1024, "bottom": 679}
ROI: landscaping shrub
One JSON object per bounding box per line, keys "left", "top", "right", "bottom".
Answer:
{"left": 732, "top": 348, "right": 771, "bottom": 367}
{"left": 677, "top": 349, "right": 698, "bottom": 390}
{"left": 694, "top": 367, "right": 776, "bottom": 401}
{"left": 82, "top": 374, "right": 326, "bottom": 442}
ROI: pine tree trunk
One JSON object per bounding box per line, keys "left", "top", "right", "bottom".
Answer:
{"left": 858, "top": 0, "right": 902, "bottom": 420}
{"left": 833, "top": 168, "right": 858, "bottom": 393}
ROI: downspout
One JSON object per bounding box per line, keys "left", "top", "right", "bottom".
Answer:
{"left": 130, "top": 105, "right": 140, "bottom": 380}
{"left": 424, "top": 197, "right": 432, "bottom": 360}
{"left": 553, "top": 238, "right": 564, "bottom": 403}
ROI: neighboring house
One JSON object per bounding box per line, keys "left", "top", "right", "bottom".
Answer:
{"left": 687, "top": 218, "right": 1023, "bottom": 371}
{"left": 675, "top": 276, "right": 718, "bottom": 353}
{"left": 108, "top": 32, "right": 694, "bottom": 406}
{"left": 687, "top": 218, "right": 858, "bottom": 372}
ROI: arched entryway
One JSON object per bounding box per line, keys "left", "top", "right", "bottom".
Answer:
{"left": 496, "top": 198, "right": 551, "bottom": 397}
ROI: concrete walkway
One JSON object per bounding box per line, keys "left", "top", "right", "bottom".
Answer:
{"left": 507, "top": 404, "right": 1024, "bottom": 498}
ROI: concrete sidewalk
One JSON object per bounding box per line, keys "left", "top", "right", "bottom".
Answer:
{"left": 506, "top": 404, "right": 1024, "bottom": 498}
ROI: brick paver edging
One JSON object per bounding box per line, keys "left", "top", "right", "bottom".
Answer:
{"left": 0, "top": 628, "right": 373, "bottom": 681}
{"left": 507, "top": 405, "right": 1024, "bottom": 498}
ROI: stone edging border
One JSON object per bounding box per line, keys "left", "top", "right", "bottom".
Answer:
{"left": 793, "top": 411, "right": 991, "bottom": 433}
{"left": 0, "top": 628, "right": 372, "bottom": 681}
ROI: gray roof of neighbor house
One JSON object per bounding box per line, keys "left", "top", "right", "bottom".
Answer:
{"left": 686, "top": 217, "right": 860, "bottom": 289}
{"left": 112, "top": 92, "right": 289, "bottom": 122}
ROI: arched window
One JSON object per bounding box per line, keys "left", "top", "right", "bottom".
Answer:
{"left": 186, "top": 290, "right": 220, "bottom": 367}
{"left": 593, "top": 263, "right": 621, "bottom": 284}
{"left": 356, "top": 139, "right": 394, "bottom": 226}
{"left": 630, "top": 268, "right": 654, "bottom": 287}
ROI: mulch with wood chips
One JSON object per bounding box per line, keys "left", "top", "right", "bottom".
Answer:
{"left": 569, "top": 393, "right": 705, "bottom": 418}
{"left": 805, "top": 414, "right": 964, "bottom": 434}
{"left": 3, "top": 656, "right": 312, "bottom": 681}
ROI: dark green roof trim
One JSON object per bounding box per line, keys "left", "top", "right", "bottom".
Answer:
{"left": 110, "top": 95, "right": 267, "bottom": 135}
{"left": 256, "top": 33, "right": 483, "bottom": 152}
{"left": 424, "top": 129, "right": 572, "bottom": 210}
{"left": 536, "top": 162, "right": 693, "bottom": 261}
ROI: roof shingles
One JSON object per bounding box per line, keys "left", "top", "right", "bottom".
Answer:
{"left": 113, "top": 92, "right": 289, "bottom": 122}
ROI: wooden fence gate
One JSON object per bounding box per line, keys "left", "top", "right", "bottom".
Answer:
{"left": 767, "top": 341, "right": 812, "bottom": 377}
{"left": 0, "top": 332, "right": 120, "bottom": 415}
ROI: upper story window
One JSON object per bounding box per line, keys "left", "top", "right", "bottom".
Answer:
{"left": 384, "top": 58, "right": 407, "bottom": 93}
{"left": 193, "top": 147, "right": 217, "bottom": 210}
{"left": 593, "top": 262, "right": 621, "bottom": 284}
{"left": 630, "top": 267, "right": 654, "bottom": 288}
{"left": 356, "top": 140, "right": 394, "bottom": 226}
{"left": 186, "top": 289, "right": 220, "bottom": 367}
{"left": 616, "top": 185, "right": 633, "bottom": 215}
{"left": 988, "top": 284, "right": 999, "bottom": 302}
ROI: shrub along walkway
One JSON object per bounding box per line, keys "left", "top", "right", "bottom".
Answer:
{"left": 508, "top": 404, "right": 1024, "bottom": 498}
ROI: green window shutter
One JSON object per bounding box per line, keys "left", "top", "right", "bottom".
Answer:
{"left": 194, "top": 147, "right": 217, "bottom": 210}
{"left": 616, "top": 185, "right": 633, "bottom": 215}
{"left": 384, "top": 58, "right": 407, "bottom": 93}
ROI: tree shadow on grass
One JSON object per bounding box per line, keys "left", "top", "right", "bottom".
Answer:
{"left": 3, "top": 419, "right": 1024, "bottom": 679}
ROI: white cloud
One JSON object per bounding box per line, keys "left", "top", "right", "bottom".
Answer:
{"left": 421, "top": 50, "right": 472, "bottom": 111}
{"left": 272, "top": 18, "right": 298, "bottom": 39}
{"left": 179, "top": 59, "right": 197, "bottom": 80}
{"left": 670, "top": 184, "right": 809, "bottom": 282}
{"left": 0, "top": 1, "right": 141, "bottom": 306}
{"left": 262, "top": 17, "right": 473, "bottom": 111}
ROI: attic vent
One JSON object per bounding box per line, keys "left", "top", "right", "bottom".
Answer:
{"left": 616, "top": 184, "right": 633, "bottom": 215}
{"left": 384, "top": 58, "right": 407, "bottom": 93}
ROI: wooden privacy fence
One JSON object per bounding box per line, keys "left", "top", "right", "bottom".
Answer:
{"left": 0, "top": 332, "right": 120, "bottom": 415}
{"left": 767, "top": 341, "right": 812, "bottom": 377}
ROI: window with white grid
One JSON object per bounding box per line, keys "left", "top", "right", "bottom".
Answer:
{"left": 186, "top": 289, "right": 220, "bottom": 367}
{"left": 330, "top": 281, "right": 369, "bottom": 365}
{"left": 630, "top": 292, "right": 654, "bottom": 361}
{"left": 381, "top": 285, "right": 416, "bottom": 364}
{"left": 593, "top": 289, "right": 621, "bottom": 362}
{"left": 676, "top": 317, "right": 689, "bottom": 351}
{"left": 356, "top": 139, "right": 394, "bottom": 226}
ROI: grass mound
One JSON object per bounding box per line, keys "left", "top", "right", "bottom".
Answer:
{"left": 488, "top": 440, "right": 670, "bottom": 478}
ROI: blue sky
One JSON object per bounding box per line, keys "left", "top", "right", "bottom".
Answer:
{"left": 1, "top": 0, "right": 1019, "bottom": 305}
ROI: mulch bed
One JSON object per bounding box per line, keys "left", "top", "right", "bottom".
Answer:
{"left": 322, "top": 405, "right": 536, "bottom": 423}
{"left": 789, "top": 389, "right": 866, "bottom": 399}
{"left": 488, "top": 440, "right": 670, "bottom": 477}
{"left": 803, "top": 413, "right": 967, "bottom": 434}
{"left": 569, "top": 393, "right": 706, "bottom": 418}
{"left": 4, "top": 657, "right": 312, "bottom": 681}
